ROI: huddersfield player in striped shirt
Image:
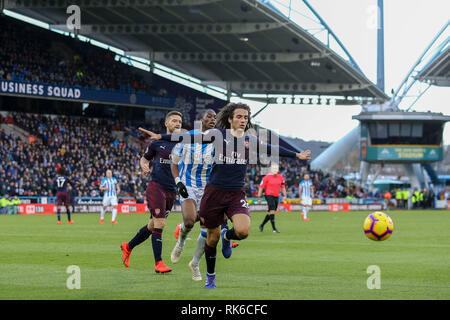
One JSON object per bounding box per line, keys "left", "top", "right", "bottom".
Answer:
{"left": 169, "top": 109, "right": 216, "bottom": 281}
{"left": 299, "top": 174, "right": 314, "bottom": 221}
{"left": 99, "top": 169, "right": 120, "bottom": 224}
{"left": 139, "top": 103, "right": 311, "bottom": 288}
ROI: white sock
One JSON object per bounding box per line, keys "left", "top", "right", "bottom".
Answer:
{"left": 100, "top": 207, "right": 105, "bottom": 220}
{"left": 179, "top": 223, "right": 192, "bottom": 246}
{"left": 302, "top": 207, "right": 307, "bottom": 219}
{"left": 112, "top": 208, "right": 117, "bottom": 221}
{"left": 191, "top": 228, "right": 207, "bottom": 266}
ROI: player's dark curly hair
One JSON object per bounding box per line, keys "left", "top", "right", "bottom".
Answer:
{"left": 215, "top": 102, "right": 253, "bottom": 131}
{"left": 57, "top": 167, "right": 66, "bottom": 175}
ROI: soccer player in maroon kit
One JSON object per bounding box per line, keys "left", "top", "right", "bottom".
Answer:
{"left": 120, "top": 111, "right": 183, "bottom": 274}
{"left": 53, "top": 167, "right": 74, "bottom": 224}
{"left": 257, "top": 163, "right": 287, "bottom": 233}
{"left": 139, "top": 103, "right": 311, "bottom": 288}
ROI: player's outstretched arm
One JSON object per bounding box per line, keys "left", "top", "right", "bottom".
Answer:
{"left": 256, "top": 137, "right": 311, "bottom": 160}
{"left": 139, "top": 127, "right": 216, "bottom": 144}
{"left": 138, "top": 127, "right": 162, "bottom": 140}
{"left": 295, "top": 150, "right": 312, "bottom": 160}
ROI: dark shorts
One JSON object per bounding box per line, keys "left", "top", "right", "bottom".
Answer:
{"left": 146, "top": 181, "right": 176, "bottom": 219}
{"left": 56, "top": 191, "right": 70, "bottom": 207}
{"left": 265, "top": 195, "right": 279, "bottom": 211}
{"left": 194, "top": 213, "right": 225, "bottom": 228}
{"left": 199, "top": 184, "right": 250, "bottom": 229}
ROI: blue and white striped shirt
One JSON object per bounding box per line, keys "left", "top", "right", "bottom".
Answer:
{"left": 300, "top": 180, "right": 313, "bottom": 199}
{"left": 172, "top": 130, "right": 215, "bottom": 189}
{"left": 101, "top": 177, "right": 118, "bottom": 197}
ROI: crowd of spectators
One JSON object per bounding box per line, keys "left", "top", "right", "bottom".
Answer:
{"left": 0, "top": 112, "right": 147, "bottom": 199}
{"left": 0, "top": 16, "right": 159, "bottom": 95}
{"left": 245, "top": 160, "right": 369, "bottom": 200}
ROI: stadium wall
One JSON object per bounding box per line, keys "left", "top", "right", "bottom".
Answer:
{"left": 16, "top": 203, "right": 383, "bottom": 215}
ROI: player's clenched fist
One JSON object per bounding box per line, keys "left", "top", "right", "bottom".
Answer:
{"left": 175, "top": 177, "right": 189, "bottom": 198}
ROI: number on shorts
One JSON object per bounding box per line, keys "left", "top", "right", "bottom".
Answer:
{"left": 240, "top": 199, "right": 249, "bottom": 208}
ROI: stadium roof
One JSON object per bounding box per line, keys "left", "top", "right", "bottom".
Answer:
{"left": 416, "top": 46, "right": 450, "bottom": 87}
{"left": 353, "top": 111, "right": 450, "bottom": 122}
{"left": 5, "top": 0, "right": 389, "bottom": 104}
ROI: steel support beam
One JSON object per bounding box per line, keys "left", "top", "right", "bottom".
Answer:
{"left": 265, "top": 96, "right": 381, "bottom": 105}
{"left": 49, "top": 22, "right": 282, "bottom": 35}
{"left": 6, "top": 0, "right": 223, "bottom": 8}
{"left": 418, "top": 76, "right": 450, "bottom": 87}
{"left": 376, "top": 0, "right": 385, "bottom": 92}
{"left": 229, "top": 81, "right": 371, "bottom": 94}
{"left": 252, "top": 102, "right": 270, "bottom": 118}
{"left": 153, "top": 51, "right": 329, "bottom": 63}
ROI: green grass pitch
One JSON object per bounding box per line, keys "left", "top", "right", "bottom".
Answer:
{"left": 0, "top": 210, "right": 449, "bottom": 300}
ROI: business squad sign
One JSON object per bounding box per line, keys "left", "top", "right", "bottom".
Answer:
{"left": 1, "top": 80, "right": 81, "bottom": 98}
{"left": 0, "top": 79, "right": 175, "bottom": 108}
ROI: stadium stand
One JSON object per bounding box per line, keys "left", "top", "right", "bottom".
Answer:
{"left": 245, "top": 159, "right": 371, "bottom": 200}
{"left": 0, "top": 112, "right": 147, "bottom": 198}
{"left": 0, "top": 16, "right": 156, "bottom": 94}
